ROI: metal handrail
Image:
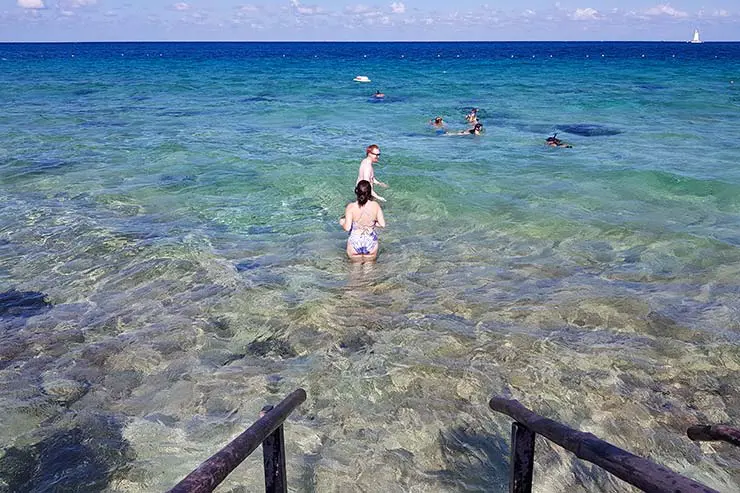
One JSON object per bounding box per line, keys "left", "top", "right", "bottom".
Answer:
{"left": 168, "top": 388, "right": 306, "bottom": 493}
{"left": 489, "top": 396, "right": 718, "bottom": 493}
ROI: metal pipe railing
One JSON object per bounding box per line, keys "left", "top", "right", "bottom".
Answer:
{"left": 490, "top": 396, "right": 718, "bottom": 493}
{"left": 168, "top": 388, "right": 306, "bottom": 493}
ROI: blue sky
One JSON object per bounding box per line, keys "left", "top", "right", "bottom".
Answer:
{"left": 2, "top": 1, "right": 738, "bottom": 42}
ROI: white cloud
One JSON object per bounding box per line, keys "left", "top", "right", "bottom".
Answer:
{"left": 390, "top": 2, "right": 405, "bottom": 14}
{"left": 55, "top": 0, "right": 96, "bottom": 9}
{"left": 233, "top": 4, "right": 264, "bottom": 23}
{"left": 173, "top": 2, "right": 190, "bottom": 11}
{"left": 644, "top": 4, "right": 688, "bottom": 18}
{"left": 699, "top": 8, "right": 729, "bottom": 18}
{"left": 345, "top": 5, "right": 373, "bottom": 15}
{"left": 17, "top": 0, "right": 45, "bottom": 9}
{"left": 570, "top": 8, "right": 601, "bottom": 21}
{"left": 290, "top": 0, "right": 322, "bottom": 15}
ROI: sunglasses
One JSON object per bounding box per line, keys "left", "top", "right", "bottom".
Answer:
{"left": 371, "top": 152, "right": 381, "bottom": 156}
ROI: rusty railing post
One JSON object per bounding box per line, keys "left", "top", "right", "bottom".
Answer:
{"left": 261, "top": 405, "right": 287, "bottom": 493}
{"left": 687, "top": 425, "right": 740, "bottom": 448}
{"left": 490, "top": 396, "right": 718, "bottom": 493}
{"left": 510, "top": 422, "right": 535, "bottom": 493}
{"left": 168, "top": 388, "right": 306, "bottom": 493}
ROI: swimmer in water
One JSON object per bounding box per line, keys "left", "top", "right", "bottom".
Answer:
{"left": 465, "top": 108, "right": 479, "bottom": 124}
{"left": 373, "top": 90, "right": 385, "bottom": 99}
{"left": 430, "top": 116, "right": 446, "bottom": 134}
{"left": 545, "top": 133, "right": 572, "bottom": 148}
{"left": 448, "top": 123, "right": 483, "bottom": 136}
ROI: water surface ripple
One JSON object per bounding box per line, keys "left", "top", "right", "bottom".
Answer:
{"left": 1, "top": 42, "right": 739, "bottom": 492}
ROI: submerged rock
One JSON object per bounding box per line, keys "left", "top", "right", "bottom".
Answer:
{"left": 338, "top": 332, "right": 375, "bottom": 353}
{"left": 0, "top": 289, "right": 52, "bottom": 319}
{"left": 247, "top": 337, "right": 297, "bottom": 359}
{"left": 40, "top": 373, "right": 90, "bottom": 406}
{"left": 0, "top": 414, "right": 131, "bottom": 492}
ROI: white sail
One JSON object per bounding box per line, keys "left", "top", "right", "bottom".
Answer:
{"left": 690, "top": 29, "right": 702, "bottom": 43}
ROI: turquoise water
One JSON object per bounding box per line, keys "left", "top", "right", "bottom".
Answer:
{"left": 1, "top": 42, "right": 739, "bottom": 491}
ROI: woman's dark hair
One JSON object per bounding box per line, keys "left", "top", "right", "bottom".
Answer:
{"left": 355, "top": 180, "right": 373, "bottom": 206}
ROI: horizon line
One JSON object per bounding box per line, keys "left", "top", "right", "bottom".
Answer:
{"left": 1, "top": 39, "right": 738, "bottom": 44}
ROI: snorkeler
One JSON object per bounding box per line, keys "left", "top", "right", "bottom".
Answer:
{"left": 430, "top": 116, "right": 446, "bottom": 134}
{"left": 448, "top": 123, "right": 483, "bottom": 136}
{"left": 545, "top": 133, "right": 572, "bottom": 148}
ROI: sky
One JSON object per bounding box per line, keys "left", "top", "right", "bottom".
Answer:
{"left": 1, "top": 0, "right": 738, "bottom": 42}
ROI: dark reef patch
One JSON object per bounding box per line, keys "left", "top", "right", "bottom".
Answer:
{"left": 557, "top": 124, "right": 622, "bottom": 136}
{"left": 0, "top": 415, "right": 132, "bottom": 492}
{"left": 0, "top": 289, "right": 52, "bottom": 319}
{"left": 247, "top": 337, "right": 297, "bottom": 359}
{"left": 338, "top": 332, "right": 375, "bottom": 353}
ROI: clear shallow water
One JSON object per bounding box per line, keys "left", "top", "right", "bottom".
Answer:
{"left": 0, "top": 41, "right": 739, "bottom": 492}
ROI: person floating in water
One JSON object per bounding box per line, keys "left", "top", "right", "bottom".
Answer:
{"left": 448, "top": 123, "right": 483, "bottom": 136}
{"left": 465, "top": 108, "right": 479, "bottom": 124}
{"left": 340, "top": 180, "right": 386, "bottom": 262}
{"left": 357, "top": 144, "right": 388, "bottom": 202}
{"left": 430, "top": 116, "right": 446, "bottom": 134}
{"left": 545, "top": 133, "right": 572, "bottom": 148}
{"left": 373, "top": 90, "right": 385, "bottom": 99}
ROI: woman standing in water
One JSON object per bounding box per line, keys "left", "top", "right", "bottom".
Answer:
{"left": 340, "top": 180, "right": 386, "bottom": 262}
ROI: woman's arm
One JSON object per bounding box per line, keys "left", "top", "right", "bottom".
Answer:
{"left": 341, "top": 204, "right": 353, "bottom": 232}
{"left": 375, "top": 204, "right": 386, "bottom": 228}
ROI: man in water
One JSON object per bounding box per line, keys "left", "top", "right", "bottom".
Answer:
{"left": 357, "top": 144, "right": 388, "bottom": 202}
{"left": 545, "top": 133, "right": 572, "bottom": 148}
{"left": 430, "top": 116, "right": 446, "bottom": 135}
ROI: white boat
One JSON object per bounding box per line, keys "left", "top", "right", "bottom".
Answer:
{"left": 689, "top": 29, "right": 702, "bottom": 44}
{"left": 353, "top": 75, "right": 371, "bottom": 82}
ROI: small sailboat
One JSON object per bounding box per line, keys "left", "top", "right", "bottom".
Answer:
{"left": 689, "top": 29, "right": 702, "bottom": 44}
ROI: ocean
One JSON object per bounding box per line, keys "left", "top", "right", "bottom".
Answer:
{"left": 0, "top": 41, "right": 739, "bottom": 492}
